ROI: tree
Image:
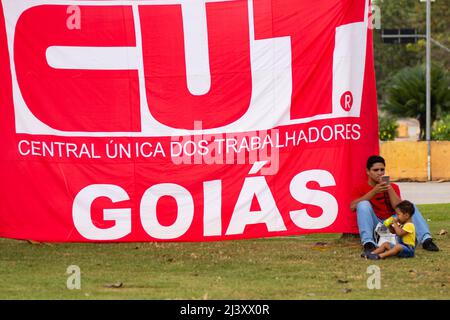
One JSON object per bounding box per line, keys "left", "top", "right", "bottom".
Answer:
{"left": 373, "top": 0, "right": 450, "bottom": 103}
{"left": 432, "top": 114, "right": 450, "bottom": 141}
{"left": 382, "top": 64, "right": 450, "bottom": 140}
{"left": 378, "top": 114, "right": 398, "bottom": 141}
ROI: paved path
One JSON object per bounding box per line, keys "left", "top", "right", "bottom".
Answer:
{"left": 396, "top": 182, "right": 450, "bottom": 204}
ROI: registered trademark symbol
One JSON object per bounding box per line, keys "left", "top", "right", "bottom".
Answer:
{"left": 340, "top": 91, "right": 353, "bottom": 112}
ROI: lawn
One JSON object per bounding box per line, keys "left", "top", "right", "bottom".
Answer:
{"left": 0, "top": 203, "right": 449, "bottom": 300}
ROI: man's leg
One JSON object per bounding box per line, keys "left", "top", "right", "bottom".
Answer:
{"left": 413, "top": 204, "right": 439, "bottom": 251}
{"left": 412, "top": 204, "right": 432, "bottom": 244}
{"left": 356, "top": 200, "right": 380, "bottom": 247}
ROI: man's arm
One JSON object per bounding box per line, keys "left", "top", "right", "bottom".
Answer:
{"left": 350, "top": 183, "right": 390, "bottom": 211}
{"left": 387, "top": 185, "right": 402, "bottom": 209}
{"left": 350, "top": 190, "right": 375, "bottom": 211}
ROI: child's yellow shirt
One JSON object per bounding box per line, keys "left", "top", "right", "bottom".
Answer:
{"left": 401, "top": 222, "right": 415, "bottom": 247}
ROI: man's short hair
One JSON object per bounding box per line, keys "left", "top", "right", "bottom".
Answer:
{"left": 366, "top": 155, "right": 385, "bottom": 170}
{"left": 396, "top": 200, "right": 415, "bottom": 217}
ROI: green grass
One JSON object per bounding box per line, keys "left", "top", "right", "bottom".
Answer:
{"left": 0, "top": 203, "right": 449, "bottom": 300}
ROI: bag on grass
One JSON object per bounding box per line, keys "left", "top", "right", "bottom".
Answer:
{"left": 374, "top": 222, "right": 397, "bottom": 247}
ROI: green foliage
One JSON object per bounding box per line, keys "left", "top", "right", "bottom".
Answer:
{"left": 432, "top": 114, "right": 450, "bottom": 141}
{"left": 378, "top": 114, "right": 398, "bottom": 141}
{"left": 373, "top": 0, "right": 450, "bottom": 103}
{"left": 382, "top": 64, "right": 450, "bottom": 140}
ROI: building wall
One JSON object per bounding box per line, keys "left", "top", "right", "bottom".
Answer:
{"left": 380, "top": 141, "right": 450, "bottom": 181}
{"left": 431, "top": 141, "right": 450, "bottom": 180}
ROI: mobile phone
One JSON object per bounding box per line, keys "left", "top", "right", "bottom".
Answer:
{"left": 381, "top": 175, "right": 390, "bottom": 184}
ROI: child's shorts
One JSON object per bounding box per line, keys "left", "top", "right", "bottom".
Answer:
{"left": 390, "top": 243, "right": 415, "bottom": 258}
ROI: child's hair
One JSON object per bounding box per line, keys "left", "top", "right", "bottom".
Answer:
{"left": 366, "top": 155, "right": 385, "bottom": 170}
{"left": 396, "top": 200, "right": 415, "bottom": 217}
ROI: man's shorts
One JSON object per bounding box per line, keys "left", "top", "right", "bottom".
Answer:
{"left": 390, "top": 242, "right": 415, "bottom": 258}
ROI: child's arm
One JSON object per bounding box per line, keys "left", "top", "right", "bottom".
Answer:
{"left": 391, "top": 220, "right": 408, "bottom": 237}
{"left": 389, "top": 225, "right": 396, "bottom": 234}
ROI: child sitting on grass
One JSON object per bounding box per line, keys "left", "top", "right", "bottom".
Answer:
{"left": 364, "top": 200, "right": 416, "bottom": 260}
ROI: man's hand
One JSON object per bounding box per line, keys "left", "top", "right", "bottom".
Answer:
{"left": 372, "top": 182, "right": 390, "bottom": 194}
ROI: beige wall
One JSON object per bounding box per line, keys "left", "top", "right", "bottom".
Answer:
{"left": 380, "top": 141, "right": 450, "bottom": 181}
{"left": 431, "top": 141, "right": 450, "bottom": 180}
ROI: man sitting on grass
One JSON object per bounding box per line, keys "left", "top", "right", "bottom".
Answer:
{"left": 363, "top": 200, "right": 416, "bottom": 260}
{"left": 350, "top": 155, "right": 439, "bottom": 256}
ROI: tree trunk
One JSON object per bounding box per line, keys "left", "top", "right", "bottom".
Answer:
{"left": 418, "top": 115, "right": 426, "bottom": 140}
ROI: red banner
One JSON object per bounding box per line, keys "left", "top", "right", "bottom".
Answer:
{"left": 0, "top": 0, "right": 379, "bottom": 242}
